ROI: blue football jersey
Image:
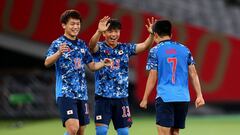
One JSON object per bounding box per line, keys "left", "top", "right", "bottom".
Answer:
{"left": 93, "top": 41, "right": 136, "bottom": 98}
{"left": 146, "top": 40, "right": 195, "bottom": 102}
{"left": 46, "top": 36, "right": 93, "bottom": 100}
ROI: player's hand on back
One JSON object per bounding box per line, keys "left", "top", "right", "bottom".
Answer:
{"left": 98, "top": 16, "right": 111, "bottom": 33}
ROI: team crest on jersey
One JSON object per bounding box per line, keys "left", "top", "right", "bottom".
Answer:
{"left": 118, "top": 50, "right": 123, "bottom": 55}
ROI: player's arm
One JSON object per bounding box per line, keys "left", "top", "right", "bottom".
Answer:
{"left": 44, "top": 43, "right": 68, "bottom": 68}
{"left": 87, "top": 58, "right": 112, "bottom": 71}
{"left": 135, "top": 17, "right": 156, "bottom": 54}
{"left": 89, "top": 16, "right": 110, "bottom": 53}
{"left": 140, "top": 69, "right": 158, "bottom": 109}
{"left": 188, "top": 64, "right": 205, "bottom": 108}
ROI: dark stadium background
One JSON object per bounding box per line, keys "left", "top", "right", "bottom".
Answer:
{"left": 1, "top": 0, "right": 240, "bottom": 120}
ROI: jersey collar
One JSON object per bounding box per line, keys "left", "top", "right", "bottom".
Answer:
{"left": 158, "top": 39, "right": 172, "bottom": 44}
{"left": 63, "top": 35, "right": 78, "bottom": 45}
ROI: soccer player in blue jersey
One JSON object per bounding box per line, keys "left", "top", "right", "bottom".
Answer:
{"left": 44, "top": 10, "right": 111, "bottom": 135}
{"left": 140, "top": 20, "right": 205, "bottom": 135}
{"left": 88, "top": 16, "right": 156, "bottom": 135}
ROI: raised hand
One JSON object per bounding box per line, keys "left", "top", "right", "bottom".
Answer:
{"left": 145, "top": 17, "right": 157, "bottom": 34}
{"left": 98, "top": 16, "right": 111, "bottom": 33}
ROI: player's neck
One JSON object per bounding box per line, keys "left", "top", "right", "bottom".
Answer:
{"left": 157, "top": 36, "right": 171, "bottom": 43}
{"left": 64, "top": 33, "right": 77, "bottom": 41}
{"left": 105, "top": 42, "right": 117, "bottom": 48}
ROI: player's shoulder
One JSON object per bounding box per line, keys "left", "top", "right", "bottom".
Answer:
{"left": 51, "top": 36, "right": 65, "bottom": 46}
{"left": 97, "top": 41, "right": 105, "bottom": 46}
{"left": 96, "top": 41, "right": 106, "bottom": 50}
{"left": 174, "top": 41, "right": 190, "bottom": 51}
{"left": 150, "top": 44, "right": 161, "bottom": 53}
{"left": 119, "top": 42, "right": 135, "bottom": 49}
{"left": 77, "top": 38, "right": 87, "bottom": 44}
{"left": 118, "top": 42, "right": 135, "bottom": 46}
{"left": 102, "top": 41, "right": 133, "bottom": 45}
{"left": 76, "top": 38, "right": 87, "bottom": 47}
{"left": 119, "top": 42, "right": 137, "bottom": 53}
{"left": 97, "top": 41, "right": 135, "bottom": 47}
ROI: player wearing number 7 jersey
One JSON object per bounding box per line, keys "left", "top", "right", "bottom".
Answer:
{"left": 140, "top": 20, "right": 205, "bottom": 135}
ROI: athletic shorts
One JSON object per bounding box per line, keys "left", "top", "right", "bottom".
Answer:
{"left": 57, "top": 97, "right": 90, "bottom": 127}
{"left": 94, "top": 95, "right": 132, "bottom": 130}
{"left": 155, "top": 97, "right": 189, "bottom": 129}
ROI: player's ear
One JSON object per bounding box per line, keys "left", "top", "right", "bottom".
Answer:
{"left": 62, "top": 23, "right": 66, "bottom": 29}
{"left": 102, "top": 32, "right": 106, "bottom": 37}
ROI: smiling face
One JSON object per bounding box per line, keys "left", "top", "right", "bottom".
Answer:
{"left": 62, "top": 18, "right": 81, "bottom": 40}
{"left": 103, "top": 28, "right": 120, "bottom": 47}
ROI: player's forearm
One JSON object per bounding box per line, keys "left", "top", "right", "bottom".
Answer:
{"left": 87, "top": 61, "right": 105, "bottom": 71}
{"left": 89, "top": 30, "right": 102, "bottom": 53}
{"left": 191, "top": 75, "right": 203, "bottom": 97}
{"left": 44, "top": 51, "right": 61, "bottom": 67}
{"left": 93, "top": 61, "right": 105, "bottom": 71}
{"left": 143, "top": 72, "right": 157, "bottom": 100}
{"left": 189, "top": 65, "right": 203, "bottom": 97}
{"left": 142, "top": 86, "right": 154, "bottom": 101}
{"left": 136, "top": 34, "right": 154, "bottom": 54}
{"left": 145, "top": 33, "right": 155, "bottom": 46}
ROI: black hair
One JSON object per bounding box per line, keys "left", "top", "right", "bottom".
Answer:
{"left": 60, "top": 9, "right": 82, "bottom": 24}
{"left": 106, "top": 19, "right": 122, "bottom": 30}
{"left": 152, "top": 20, "right": 172, "bottom": 36}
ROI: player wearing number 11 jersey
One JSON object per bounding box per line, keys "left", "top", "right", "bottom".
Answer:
{"left": 140, "top": 20, "right": 205, "bottom": 135}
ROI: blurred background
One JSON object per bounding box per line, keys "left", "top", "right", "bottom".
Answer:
{"left": 0, "top": 0, "right": 240, "bottom": 134}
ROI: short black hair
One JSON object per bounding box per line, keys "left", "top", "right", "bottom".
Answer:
{"left": 106, "top": 19, "right": 121, "bottom": 30}
{"left": 60, "top": 9, "right": 82, "bottom": 24}
{"left": 152, "top": 20, "right": 172, "bottom": 36}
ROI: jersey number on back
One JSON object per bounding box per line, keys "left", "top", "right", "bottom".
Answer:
{"left": 167, "top": 57, "right": 177, "bottom": 84}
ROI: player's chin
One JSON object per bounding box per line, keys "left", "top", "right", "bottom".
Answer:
{"left": 71, "top": 31, "right": 79, "bottom": 36}
{"left": 108, "top": 40, "right": 117, "bottom": 45}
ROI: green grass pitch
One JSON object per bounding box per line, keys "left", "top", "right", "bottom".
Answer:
{"left": 0, "top": 115, "right": 240, "bottom": 135}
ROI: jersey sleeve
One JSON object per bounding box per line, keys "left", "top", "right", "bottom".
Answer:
{"left": 82, "top": 42, "right": 93, "bottom": 64}
{"left": 92, "top": 42, "right": 101, "bottom": 61}
{"left": 146, "top": 47, "right": 158, "bottom": 71}
{"left": 187, "top": 49, "right": 195, "bottom": 65}
{"left": 45, "top": 41, "right": 58, "bottom": 58}
{"left": 127, "top": 43, "right": 136, "bottom": 56}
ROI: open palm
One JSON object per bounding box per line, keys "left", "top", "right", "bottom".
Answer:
{"left": 145, "top": 17, "right": 157, "bottom": 34}
{"left": 98, "top": 16, "right": 110, "bottom": 32}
